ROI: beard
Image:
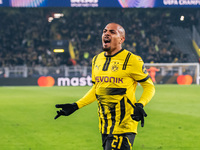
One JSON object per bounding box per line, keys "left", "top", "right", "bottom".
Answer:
{"left": 102, "top": 46, "right": 111, "bottom": 52}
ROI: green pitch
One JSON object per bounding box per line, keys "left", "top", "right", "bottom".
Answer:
{"left": 0, "top": 85, "right": 200, "bottom": 150}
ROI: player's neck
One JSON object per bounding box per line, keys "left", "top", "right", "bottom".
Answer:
{"left": 105, "top": 47, "right": 122, "bottom": 56}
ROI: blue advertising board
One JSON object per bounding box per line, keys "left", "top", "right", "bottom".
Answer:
{"left": 1, "top": 0, "right": 200, "bottom": 7}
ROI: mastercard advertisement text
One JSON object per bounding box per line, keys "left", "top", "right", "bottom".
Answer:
{"left": 37, "top": 76, "right": 93, "bottom": 87}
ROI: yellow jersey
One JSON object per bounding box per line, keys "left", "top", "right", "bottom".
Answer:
{"left": 76, "top": 49, "right": 155, "bottom": 134}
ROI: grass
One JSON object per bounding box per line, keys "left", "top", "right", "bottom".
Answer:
{"left": 0, "top": 85, "right": 200, "bottom": 150}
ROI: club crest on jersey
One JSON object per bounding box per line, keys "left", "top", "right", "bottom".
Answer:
{"left": 111, "top": 62, "right": 119, "bottom": 72}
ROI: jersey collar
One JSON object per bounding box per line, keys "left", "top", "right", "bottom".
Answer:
{"left": 104, "top": 49, "right": 124, "bottom": 57}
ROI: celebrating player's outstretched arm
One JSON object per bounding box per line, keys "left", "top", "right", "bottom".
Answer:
{"left": 54, "top": 85, "right": 97, "bottom": 119}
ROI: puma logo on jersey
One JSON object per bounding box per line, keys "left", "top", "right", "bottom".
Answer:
{"left": 95, "top": 65, "right": 101, "bottom": 70}
{"left": 95, "top": 76, "right": 123, "bottom": 83}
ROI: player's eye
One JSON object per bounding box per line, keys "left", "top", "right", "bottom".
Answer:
{"left": 111, "top": 30, "right": 116, "bottom": 34}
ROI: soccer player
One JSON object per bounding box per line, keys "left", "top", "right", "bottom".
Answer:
{"left": 147, "top": 66, "right": 160, "bottom": 84}
{"left": 55, "top": 23, "right": 155, "bottom": 150}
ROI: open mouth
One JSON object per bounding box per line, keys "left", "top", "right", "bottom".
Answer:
{"left": 104, "top": 38, "right": 111, "bottom": 44}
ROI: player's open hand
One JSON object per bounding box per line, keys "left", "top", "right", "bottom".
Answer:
{"left": 131, "top": 103, "right": 147, "bottom": 127}
{"left": 54, "top": 103, "right": 78, "bottom": 119}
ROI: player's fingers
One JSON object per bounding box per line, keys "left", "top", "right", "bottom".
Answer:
{"left": 54, "top": 114, "right": 60, "bottom": 119}
{"left": 141, "top": 109, "right": 147, "bottom": 117}
{"left": 141, "top": 115, "right": 144, "bottom": 127}
{"left": 144, "top": 111, "right": 147, "bottom": 117}
{"left": 55, "top": 104, "right": 64, "bottom": 108}
{"left": 60, "top": 109, "right": 67, "bottom": 115}
{"left": 139, "top": 108, "right": 147, "bottom": 117}
{"left": 54, "top": 111, "right": 61, "bottom": 119}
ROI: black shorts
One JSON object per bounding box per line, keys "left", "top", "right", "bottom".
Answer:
{"left": 101, "top": 133, "right": 136, "bottom": 150}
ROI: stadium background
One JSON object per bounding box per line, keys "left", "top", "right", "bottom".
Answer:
{"left": 0, "top": 0, "right": 200, "bottom": 150}
{"left": 1, "top": 0, "right": 200, "bottom": 86}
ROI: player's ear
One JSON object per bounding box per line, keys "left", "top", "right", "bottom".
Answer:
{"left": 120, "top": 36, "right": 125, "bottom": 44}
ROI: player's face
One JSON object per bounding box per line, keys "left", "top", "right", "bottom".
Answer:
{"left": 102, "top": 24, "right": 123, "bottom": 52}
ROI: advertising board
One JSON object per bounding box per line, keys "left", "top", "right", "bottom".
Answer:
{"left": 1, "top": 0, "right": 200, "bottom": 7}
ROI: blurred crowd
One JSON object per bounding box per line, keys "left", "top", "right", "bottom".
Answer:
{"left": 0, "top": 8, "right": 199, "bottom": 67}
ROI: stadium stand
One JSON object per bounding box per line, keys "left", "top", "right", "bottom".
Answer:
{"left": 170, "top": 26, "right": 197, "bottom": 62}
{"left": 0, "top": 8, "right": 199, "bottom": 67}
